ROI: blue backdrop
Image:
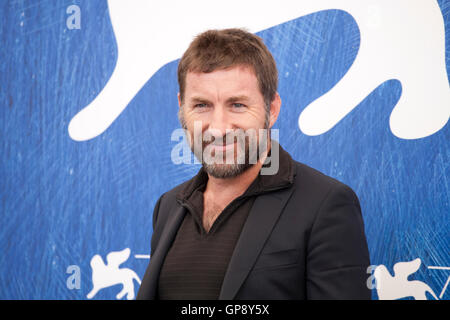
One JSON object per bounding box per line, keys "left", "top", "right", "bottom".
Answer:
{"left": 0, "top": 0, "right": 448, "bottom": 299}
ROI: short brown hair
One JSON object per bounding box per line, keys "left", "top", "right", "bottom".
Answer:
{"left": 177, "top": 28, "right": 278, "bottom": 108}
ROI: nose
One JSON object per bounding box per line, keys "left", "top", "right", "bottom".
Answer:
{"left": 207, "top": 105, "right": 232, "bottom": 139}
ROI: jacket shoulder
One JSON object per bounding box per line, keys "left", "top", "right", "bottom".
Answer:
{"left": 291, "top": 160, "right": 360, "bottom": 206}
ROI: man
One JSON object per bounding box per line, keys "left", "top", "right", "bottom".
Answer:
{"left": 137, "top": 28, "right": 371, "bottom": 300}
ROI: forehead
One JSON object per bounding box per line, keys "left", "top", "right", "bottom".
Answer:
{"left": 184, "top": 65, "right": 262, "bottom": 101}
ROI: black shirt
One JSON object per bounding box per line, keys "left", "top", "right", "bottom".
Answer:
{"left": 157, "top": 146, "right": 294, "bottom": 299}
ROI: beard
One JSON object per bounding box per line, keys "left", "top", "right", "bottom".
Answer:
{"left": 188, "top": 126, "right": 269, "bottom": 179}
{"left": 200, "top": 133, "right": 253, "bottom": 179}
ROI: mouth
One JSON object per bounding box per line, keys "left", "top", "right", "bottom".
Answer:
{"left": 209, "top": 141, "right": 236, "bottom": 152}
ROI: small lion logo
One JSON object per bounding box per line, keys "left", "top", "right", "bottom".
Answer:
{"left": 374, "top": 258, "right": 438, "bottom": 300}
{"left": 87, "top": 248, "right": 141, "bottom": 300}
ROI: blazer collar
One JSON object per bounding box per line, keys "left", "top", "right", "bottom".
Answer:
{"left": 144, "top": 186, "right": 296, "bottom": 300}
{"left": 218, "top": 184, "right": 295, "bottom": 299}
{"left": 218, "top": 141, "right": 297, "bottom": 299}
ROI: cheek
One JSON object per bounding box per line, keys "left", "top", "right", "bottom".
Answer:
{"left": 184, "top": 120, "right": 208, "bottom": 146}
{"left": 181, "top": 107, "right": 194, "bottom": 124}
{"left": 184, "top": 109, "right": 211, "bottom": 128}
{"left": 181, "top": 108, "right": 203, "bottom": 129}
{"left": 234, "top": 108, "right": 267, "bottom": 129}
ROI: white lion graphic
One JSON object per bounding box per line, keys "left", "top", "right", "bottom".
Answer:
{"left": 87, "top": 248, "right": 141, "bottom": 300}
{"left": 374, "top": 258, "right": 439, "bottom": 300}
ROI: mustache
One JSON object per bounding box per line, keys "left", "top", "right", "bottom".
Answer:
{"left": 201, "top": 130, "right": 246, "bottom": 147}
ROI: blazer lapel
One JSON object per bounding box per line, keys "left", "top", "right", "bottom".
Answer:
{"left": 219, "top": 186, "right": 294, "bottom": 300}
{"left": 137, "top": 205, "right": 186, "bottom": 300}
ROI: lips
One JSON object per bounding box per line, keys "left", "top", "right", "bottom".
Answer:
{"left": 209, "top": 142, "right": 236, "bottom": 152}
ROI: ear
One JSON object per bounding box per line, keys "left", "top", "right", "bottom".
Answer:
{"left": 268, "top": 92, "right": 281, "bottom": 128}
{"left": 177, "top": 92, "right": 182, "bottom": 108}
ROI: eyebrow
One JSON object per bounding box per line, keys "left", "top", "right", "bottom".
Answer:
{"left": 189, "top": 95, "right": 250, "bottom": 103}
{"left": 226, "top": 95, "right": 251, "bottom": 103}
{"left": 189, "top": 97, "right": 211, "bottom": 104}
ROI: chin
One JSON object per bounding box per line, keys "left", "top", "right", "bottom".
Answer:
{"left": 203, "top": 162, "right": 253, "bottom": 179}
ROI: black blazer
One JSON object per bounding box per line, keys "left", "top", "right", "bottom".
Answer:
{"left": 137, "top": 159, "right": 371, "bottom": 300}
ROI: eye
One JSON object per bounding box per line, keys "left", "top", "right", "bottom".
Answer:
{"left": 232, "top": 103, "right": 246, "bottom": 109}
{"left": 194, "top": 103, "right": 208, "bottom": 108}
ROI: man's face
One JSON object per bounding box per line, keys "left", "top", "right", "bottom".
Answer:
{"left": 179, "top": 65, "right": 275, "bottom": 178}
